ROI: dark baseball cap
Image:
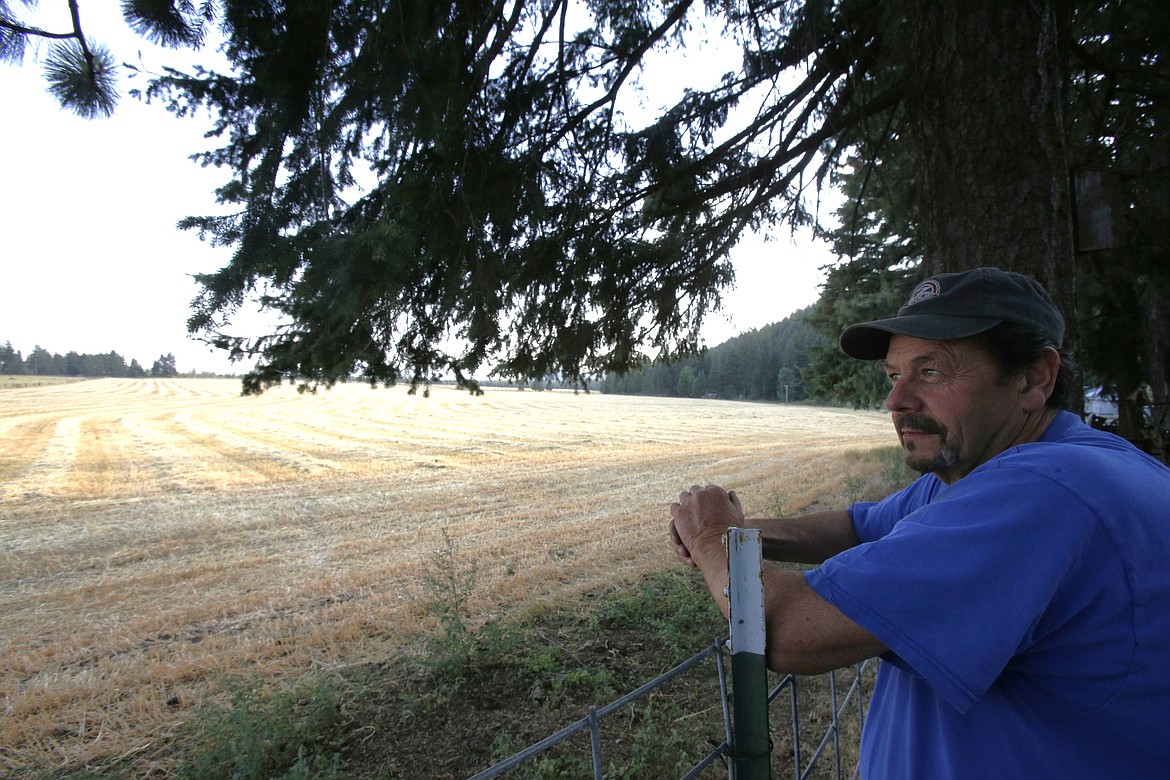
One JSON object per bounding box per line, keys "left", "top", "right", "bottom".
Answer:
{"left": 839, "top": 267, "right": 1065, "bottom": 360}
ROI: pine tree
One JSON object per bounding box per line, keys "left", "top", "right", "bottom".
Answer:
{"left": 0, "top": 341, "right": 24, "bottom": 374}
{"left": 151, "top": 353, "right": 178, "bottom": 377}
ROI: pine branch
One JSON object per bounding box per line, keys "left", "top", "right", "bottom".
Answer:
{"left": 0, "top": 19, "right": 78, "bottom": 40}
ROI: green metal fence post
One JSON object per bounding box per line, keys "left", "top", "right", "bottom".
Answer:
{"left": 726, "top": 527, "right": 770, "bottom": 779}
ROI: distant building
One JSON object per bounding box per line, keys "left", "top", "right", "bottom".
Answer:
{"left": 1085, "top": 386, "right": 1119, "bottom": 422}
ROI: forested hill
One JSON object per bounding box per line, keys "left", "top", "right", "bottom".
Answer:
{"left": 598, "top": 308, "right": 826, "bottom": 402}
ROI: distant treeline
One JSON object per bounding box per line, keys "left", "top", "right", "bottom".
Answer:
{"left": 598, "top": 307, "right": 826, "bottom": 402}
{"left": 1, "top": 342, "right": 179, "bottom": 378}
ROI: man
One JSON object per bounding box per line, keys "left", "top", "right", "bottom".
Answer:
{"left": 669, "top": 267, "right": 1170, "bottom": 777}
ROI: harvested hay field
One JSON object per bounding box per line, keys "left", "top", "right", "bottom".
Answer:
{"left": 0, "top": 378, "right": 896, "bottom": 776}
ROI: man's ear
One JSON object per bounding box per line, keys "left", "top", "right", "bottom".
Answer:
{"left": 1021, "top": 347, "right": 1061, "bottom": 412}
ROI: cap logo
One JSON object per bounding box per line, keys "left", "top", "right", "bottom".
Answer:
{"left": 905, "top": 279, "right": 941, "bottom": 307}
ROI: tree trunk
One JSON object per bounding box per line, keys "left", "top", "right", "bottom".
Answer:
{"left": 1141, "top": 293, "right": 1169, "bottom": 461}
{"left": 904, "top": 0, "right": 1076, "bottom": 339}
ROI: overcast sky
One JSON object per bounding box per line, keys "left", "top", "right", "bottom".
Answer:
{"left": 1, "top": 4, "right": 834, "bottom": 376}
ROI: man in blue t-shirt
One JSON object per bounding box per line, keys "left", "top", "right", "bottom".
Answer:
{"left": 669, "top": 267, "right": 1170, "bottom": 778}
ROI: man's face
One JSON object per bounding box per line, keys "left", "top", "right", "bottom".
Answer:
{"left": 883, "top": 335, "right": 1029, "bottom": 484}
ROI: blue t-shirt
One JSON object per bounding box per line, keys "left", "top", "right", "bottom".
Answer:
{"left": 805, "top": 411, "right": 1170, "bottom": 778}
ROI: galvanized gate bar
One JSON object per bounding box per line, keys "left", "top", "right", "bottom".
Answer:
{"left": 726, "top": 527, "right": 771, "bottom": 779}
{"left": 588, "top": 705, "right": 603, "bottom": 780}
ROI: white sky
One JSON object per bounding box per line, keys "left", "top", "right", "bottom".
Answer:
{"left": 0, "top": 3, "right": 835, "bottom": 376}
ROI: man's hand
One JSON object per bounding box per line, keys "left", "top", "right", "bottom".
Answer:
{"left": 670, "top": 485, "right": 885, "bottom": 673}
{"left": 669, "top": 484, "right": 745, "bottom": 571}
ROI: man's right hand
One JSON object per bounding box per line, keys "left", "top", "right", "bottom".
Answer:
{"left": 668, "top": 485, "right": 744, "bottom": 572}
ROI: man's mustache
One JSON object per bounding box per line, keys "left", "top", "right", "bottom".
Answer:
{"left": 896, "top": 414, "right": 948, "bottom": 437}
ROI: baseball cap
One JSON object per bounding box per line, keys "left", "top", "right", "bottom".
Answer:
{"left": 839, "top": 267, "right": 1065, "bottom": 360}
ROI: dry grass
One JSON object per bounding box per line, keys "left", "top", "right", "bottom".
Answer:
{"left": 0, "top": 378, "right": 896, "bottom": 776}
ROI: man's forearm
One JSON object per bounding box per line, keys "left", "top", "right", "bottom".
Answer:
{"left": 754, "top": 510, "right": 859, "bottom": 564}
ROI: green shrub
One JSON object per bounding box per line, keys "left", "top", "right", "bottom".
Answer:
{"left": 413, "top": 529, "right": 480, "bottom": 677}
{"left": 174, "top": 674, "right": 349, "bottom": 780}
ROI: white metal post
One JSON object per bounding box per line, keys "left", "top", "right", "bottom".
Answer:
{"left": 726, "top": 527, "right": 770, "bottom": 779}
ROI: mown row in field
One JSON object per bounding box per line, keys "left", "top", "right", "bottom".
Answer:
{"left": 0, "top": 378, "right": 896, "bottom": 776}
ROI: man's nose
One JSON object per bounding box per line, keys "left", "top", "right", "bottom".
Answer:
{"left": 885, "top": 379, "right": 921, "bottom": 413}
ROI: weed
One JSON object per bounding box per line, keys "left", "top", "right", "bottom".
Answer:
{"left": 412, "top": 529, "right": 481, "bottom": 677}
{"left": 590, "top": 568, "right": 723, "bottom": 655}
{"left": 556, "top": 666, "right": 617, "bottom": 699}
{"left": 608, "top": 699, "right": 704, "bottom": 780}
{"left": 521, "top": 642, "right": 564, "bottom": 676}
{"left": 173, "top": 674, "right": 350, "bottom": 780}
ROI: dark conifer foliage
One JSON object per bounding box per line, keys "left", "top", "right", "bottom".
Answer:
{"left": 600, "top": 308, "right": 826, "bottom": 402}
{"left": 15, "top": 0, "right": 908, "bottom": 394}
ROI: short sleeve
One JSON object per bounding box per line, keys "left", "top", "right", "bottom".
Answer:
{"left": 808, "top": 463, "right": 1103, "bottom": 713}
{"left": 847, "top": 474, "right": 944, "bottom": 543}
